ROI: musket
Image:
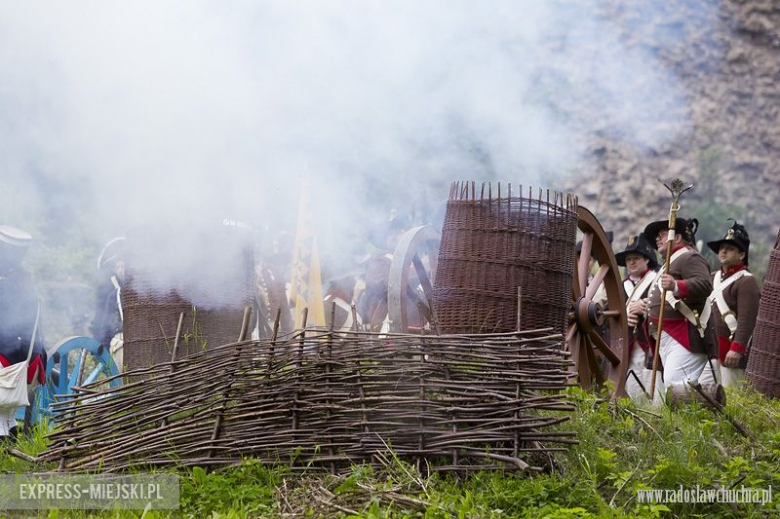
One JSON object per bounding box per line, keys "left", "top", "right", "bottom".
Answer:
{"left": 649, "top": 178, "right": 694, "bottom": 400}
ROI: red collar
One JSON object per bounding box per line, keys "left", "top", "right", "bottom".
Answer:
{"left": 669, "top": 242, "right": 688, "bottom": 255}
{"left": 721, "top": 262, "right": 747, "bottom": 278}
{"left": 628, "top": 268, "right": 652, "bottom": 283}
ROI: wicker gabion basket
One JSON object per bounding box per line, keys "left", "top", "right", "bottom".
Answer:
{"left": 433, "top": 181, "right": 578, "bottom": 337}
{"left": 122, "top": 223, "right": 256, "bottom": 372}
{"left": 746, "top": 229, "right": 780, "bottom": 398}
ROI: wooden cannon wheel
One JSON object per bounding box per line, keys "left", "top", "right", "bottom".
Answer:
{"left": 35, "top": 336, "right": 121, "bottom": 425}
{"left": 567, "top": 207, "right": 630, "bottom": 396}
{"left": 387, "top": 225, "right": 440, "bottom": 333}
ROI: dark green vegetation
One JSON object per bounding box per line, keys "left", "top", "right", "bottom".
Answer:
{"left": 3, "top": 385, "right": 779, "bottom": 518}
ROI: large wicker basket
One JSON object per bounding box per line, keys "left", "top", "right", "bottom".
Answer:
{"left": 433, "top": 182, "right": 578, "bottom": 337}
{"left": 746, "top": 230, "right": 780, "bottom": 398}
{"left": 122, "top": 223, "right": 256, "bottom": 372}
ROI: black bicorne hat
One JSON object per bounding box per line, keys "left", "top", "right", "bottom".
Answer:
{"left": 643, "top": 217, "right": 699, "bottom": 250}
{"left": 615, "top": 233, "right": 659, "bottom": 270}
{"left": 707, "top": 219, "right": 750, "bottom": 265}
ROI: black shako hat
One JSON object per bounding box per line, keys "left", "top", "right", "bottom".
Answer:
{"left": 643, "top": 217, "right": 699, "bottom": 250}
{"left": 615, "top": 233, "right": 659, "bottom": 270}
{"left": 707, "top": 219, "right": 750, "bottom": 265}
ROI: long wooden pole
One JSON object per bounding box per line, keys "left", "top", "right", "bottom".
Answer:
{"left": 649, "top": 235, "right": 674, "bottom": 399}
{"left": 649, "top": 179, "right": 693, "bottom": 400}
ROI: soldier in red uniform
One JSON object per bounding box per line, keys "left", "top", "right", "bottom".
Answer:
{"left": 643, "top": 217, "right": 717, "bottom": 394}
{"left": 706, "top": 220, "right": 760, "bottom": 387}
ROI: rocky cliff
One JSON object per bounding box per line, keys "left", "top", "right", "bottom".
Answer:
{"left": 564, "top": 0, "right": 780, "bottom": 274}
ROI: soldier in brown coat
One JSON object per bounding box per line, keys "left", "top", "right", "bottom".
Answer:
{"left": 643, "top": 217, "right": 717, "bottom": 394}
{"left": 706, "top": 220, "right": 760, "bottom": 387}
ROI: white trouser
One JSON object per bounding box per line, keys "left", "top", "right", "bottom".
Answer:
{"left": 110, "top": 333, "right": 124, "bottom": 373}
{"left": 624, "top": 345, "right": 666, "bottom": 403}
{"left": 699, "top": 357, "right": 720, "bottom": 386}
{"left": 657, "top": 332, "right": 718, "bottom": 402}
{"left": 0, "top": 377, "right": 39, "bottom": 436}
{"left": 626, "top": 346, "right": 649, "bottom": 400}
{"left": 647, "top": 368, "right": 666, "bottom": 403}
{"left": 0, "top": 406, "right": 16, "bottom": 436}
{"left": 720, "top": 365, "right": 746, "bottom": 388}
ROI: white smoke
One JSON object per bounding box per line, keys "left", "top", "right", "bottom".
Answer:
{"left": 0, "top": 0, "right": 698, "bottom": 302}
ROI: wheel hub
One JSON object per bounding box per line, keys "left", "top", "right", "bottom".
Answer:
{"left": 574, "top": 297, "right": 605, "bottom": 333}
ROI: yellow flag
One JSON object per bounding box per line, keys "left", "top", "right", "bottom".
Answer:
{"left": 289, "top": 178, "right": 325, "bottom": 328}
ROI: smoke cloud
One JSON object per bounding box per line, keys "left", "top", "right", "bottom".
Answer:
{"left": 0, "top": 0, "right": 697, "bottom": 303}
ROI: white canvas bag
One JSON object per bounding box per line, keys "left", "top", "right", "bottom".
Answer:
{"left": 0, "top": 302, "right": 40, "bottom": 409}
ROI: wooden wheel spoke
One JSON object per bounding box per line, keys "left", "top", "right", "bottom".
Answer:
{"left": 585, "top": 264, "right": 609, "bottom": 301}
{"left": 406, "top": 286, "right": 431, "bottom": 320}
{"left": 68, "top": 351, "right": 83, "bottom": 390}
{"left": 572, "top": 333, "right": 590, "bottom": 389}
{"left": 411, "top": 253, "right": 435, "bottom": 300}
{"left": 577, "top": 233, "right": 593, "bottom": 295}
{"left": 565, "top": 323, "right": 577, "bottom": 348}
{"left": 572, "top": 261, "right": 582, "bottom": 299}
{"left": 588, "top": 330, "right": 620, "bottom": 366}
{"left": 415, "top": 301, "right": 432, "bottom": 324}
{"left": 583, "top": 336, "right": 606, "bottom": 386}
{"left": 602, "top": 310, "right": 621, "bottom": 318}
{"left": 84, "top": 364, "right": 104, "bottom": 386}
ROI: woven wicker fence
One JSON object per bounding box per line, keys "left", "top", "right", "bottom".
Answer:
{"left": 433, "top": 181, "right": 578, "bottom": 336}
{"left": 41, "top": 328, "right": 574, "bottom": 473}
{"left": 746, "top": 229, "right": 780, "bottom": 398}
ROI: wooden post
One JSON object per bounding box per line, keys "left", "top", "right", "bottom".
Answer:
{"left": 160, "top": 312, "right": 186, "bottom": 429}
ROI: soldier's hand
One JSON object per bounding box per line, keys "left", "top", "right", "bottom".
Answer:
{"left": 724, "top": 350, "right": 742, "bottom": 368}
{"left": 627, "top": 300, "right": 647, "bottom": 316}
{"left": 627, "top": 313, "right": 638, "bottom": 327}
{"left": 660, "top": 274, "right": 677, "bottom": 292}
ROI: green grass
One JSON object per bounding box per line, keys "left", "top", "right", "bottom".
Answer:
{"left": 2, "top": 386, "right": 780, "bottom": 518}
